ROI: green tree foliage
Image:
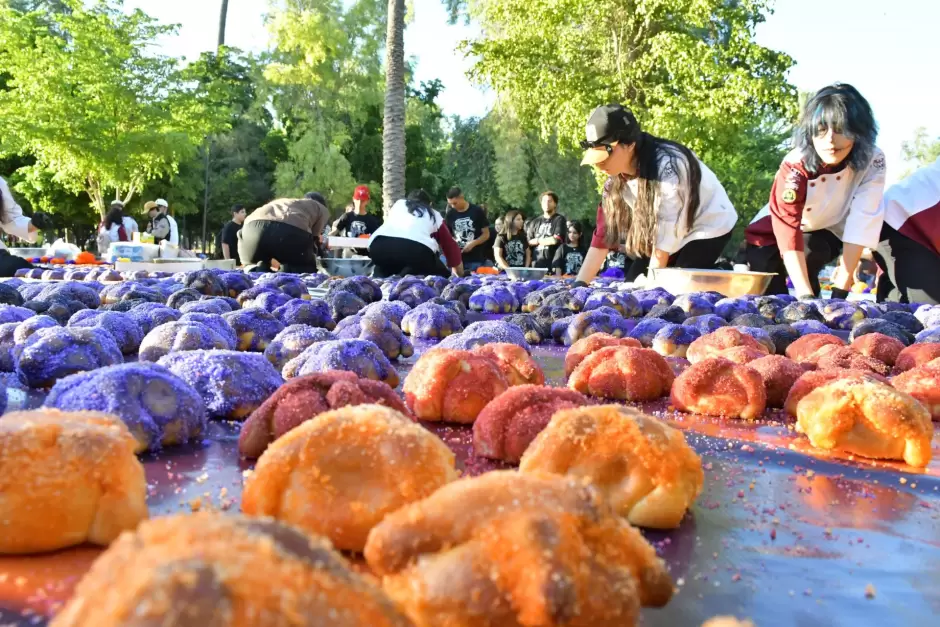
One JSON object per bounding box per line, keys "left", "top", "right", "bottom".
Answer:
{"left": 0, "top": 0, "right": 224, "bottom": 218}
{"left": 464, "top": 0, "right": 798, "bottom": 243}
{"left": 901, "top": 127, "right": 940, "bottom": 175}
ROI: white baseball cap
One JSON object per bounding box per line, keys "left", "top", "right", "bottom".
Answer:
{"left": 155, "top": 198, "right": 168, "bottom": 207}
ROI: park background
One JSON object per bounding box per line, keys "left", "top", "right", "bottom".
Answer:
{"left": 0, "top": 0, "right": 937, "bottom": 253}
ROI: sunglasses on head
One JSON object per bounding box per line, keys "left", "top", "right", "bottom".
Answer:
{"left": 580, "top": 139, "right": 616, "bottom": 155}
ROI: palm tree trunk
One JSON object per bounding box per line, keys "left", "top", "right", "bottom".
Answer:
{"left": 382, "top": 0, "right": 406, "bottom": 217}
{"left": 218, "top": 0, "right": 229, "bottom": 48}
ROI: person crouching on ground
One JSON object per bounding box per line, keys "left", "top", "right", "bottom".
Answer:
{"left": 238, "top": 197, "right": 330, "bottom": 273}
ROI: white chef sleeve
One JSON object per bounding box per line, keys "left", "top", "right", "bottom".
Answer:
{"left": 842, "top": 152, "right": 887, "bottom": 249}
{"left": 654, "top": 159, "right": 687, "bottom": 255}
{"left": 0, "top": 177, "right": 37, "bottom": 243}
{"left": 168, "top": 216, "right": 180, "bottom": 245}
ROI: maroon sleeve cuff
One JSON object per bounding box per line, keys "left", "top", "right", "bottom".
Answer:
{"left": 434, "top": 223, "right": 463, "bottom": 268}
{"left": 590, "top": 203, "right": 610, "bottom": 249}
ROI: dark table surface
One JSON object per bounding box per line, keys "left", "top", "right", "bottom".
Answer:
{"left": 1, "top": 336, "right": 938, "bottom": 627}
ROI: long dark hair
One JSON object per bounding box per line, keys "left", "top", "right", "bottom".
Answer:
{"left": 602, "top": 121, "right": 702, "bottom": 257}
{"left": 503, "top": 209, "right": 524, "bottom": 236}
{"left": 567, "top": 220, "right": 586, "bottom": 252}
{"left": 405, "top": 189, "right": 437, "bottom": 224}
{"left": 104, "top": 205, "right": 124, "bottom": 230}
{"left": 795, "top": 83, "right": 878, "bottom": 174}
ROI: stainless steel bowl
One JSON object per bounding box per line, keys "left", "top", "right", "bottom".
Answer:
{"left": 321, "top": 256, "right": 373, "bottom": 278}
{"left": 505, "top": 267, "right": 549, "bottom": 281}
{"left": 648, "top": 268, "right": 775, "bottom": 298}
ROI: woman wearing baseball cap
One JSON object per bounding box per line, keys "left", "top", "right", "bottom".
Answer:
{"left": 575, "top": 104, "right": 738, "bottom": 285}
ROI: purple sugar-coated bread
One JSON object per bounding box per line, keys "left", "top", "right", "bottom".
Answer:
{"left": 183, "top": 270, "right": 226, "bottom": 296}
{"left": 438, "top": 320, "right": 531, "bottom": 353}
{"left": 730, "top": 313, "right": 774, "bottom": 328}
{"left": 18, "top": 283, "right": 45, "bottom": 301}
{"left": 98, "top": 270, "right": 123, "bottom": 282}
{"left": 652, "top": 323, "right": 702, "bottom": 358}
{"left": 263, "top": 324, "right": 336, "bottom": 371}
{"left": 178, "top": 312, "right": 238, "bottom": 348}
{"left": 583, "top": 291, "right": 642, "bottom": 318}
{"left": 915, "top": 306, "right": 940, "bottom": 329}
{"left": 328, "top": 290, "right": 366, "bottom": 322}
{"left": 222, "top": 308, "right": 285, "bottom": 352}
{"left": 99, "top": 282, "right": 163, "bottom": 305}
{"left": 540, "top": 290, "right": 585, "bottom": 313}
{"left": 212, "top": 295, "right": 241, "bottom": 311}
{"left": 0, "top": 305, "right": 35, "bottom": 325}
{"left": 561, "top": 306, "right": 635, "bottom": 346}
{"left": 441, "top": 282, "right": 479, "bottom": 307}
{"left": 400, "top": 303, "right": 464, "bottom": 340}
{"left": 915, "top": 327, "right": 940, "bottom": 343}
{"left": 534, "top": 305, "right": 573, "bottom": 336}
{"left": 242, "top": 290, "right": 293, "bottom": 313}
{"left": 790, "top": 320, "right": 834, "bottom": 336}
{"left": 157, "top": 350, "right": 284, "bottom": 420}
{"left": 281, "top": 339, "right": 398, "bottom": 386}
{"left": 219, "top": 272, "right": 254, "bottom": 297}
{"left": 879, "top": 311, "right": 923, "bottom": 335}
{"left": 44, "top": 362, "right": 207, "bottom": 452}
{"left": 504, "top": 313, "right": 544, "bottom": 345}
{"left": 849, "top": 319, "right": 913, "bottom": 346}
{"left": 256, "top": 274, "right": 309, "bottom": 300}
{"left": 23, "top": 269, "right": 45, "bottom": 279}
{"left": 390, "top": 281, "right": 439, "bottom": 308}
{"left": 67, "top": 310, "right": 143, "bottom": 355}
{"left": 326, "top": 276, "right": 382, "bottom": 303}
{"left": 166, "top": 288, "right": 202, "bottom": 310}
{"left": 820, "top": 300, "right": 867, "bottom": 330}
{"left": 631, "top": 288, "right": 675, "bottom": 313}
{"left": 672, "top": 294, "right": 715, "bottom": 317}
{"left": 855, "top": 301, "right": 881, "bottom": 320}
{"left": 273, "top": 298, "right": 336, "bottom": 329}
{"left": 127, "top": 303, "right": 181, "bottom": 335}
{"left": 0, "top": 322, "right": 20, "bottom": 371}
{"left": 504, "top": 282, "right": 535, "bottom": 304}
{"left": 629, "top": 317, "right": 673, "bottom": 347}
{"left": 776, "top": 302, "right": 824, "bottom": 325}
{"left": 714, "top": 297, "right": 758, "bottom": 321}
{"left": 34, "top": 282, "right": 100, "bottom": 310}
{"left": 235, "top": 285, "right": 282, "bottom": 307}
{"left": 334, "top": 311, "right": 414, "bottom": 359}
{"left": 179, "top": 297, "right": 234, "bottom": 316}
{"left": 468, "top": 284, "right": 519, "bottom": 314}
{"left": 645, "top": 304, "right": 687, "bottom": 324}
{"left": 736, "top": 326, "right": 776, "bottom": 354}
{"left": 139, "top": 320, "right": 234, "bottom": 361}
{"left": 0, "top": 283, "right": 24, "bottom": 307}
{"left": 360, "top": 300, "right": 412, "bottom": 327}
{"left": 424, "top": 275, "right": 450, "bottom": 294}
{"left": 682, "top": 314, "right": 728, "bottom": 335}
{"left": 15, "top": 326, "right": 123, "bottom": 388}
{"left": 23, "top": 298, "right": 84, "bottom": 324}
{"left": 13, "top": 315, "right": 59, "bottom": 344}
{"left": 302, "top": 273, "right": 329, "bottom": 288}
{"left": 1, "top": 278, "right": 25, "bottom": 290}
{"left": 426, "top": 297, "right": 467, "bottom": 323}
{"left": 764, "top": 324, "right": 800, "bottom": 354}
{"left": 521, "top": 285, "right": 567, "bottom": 312}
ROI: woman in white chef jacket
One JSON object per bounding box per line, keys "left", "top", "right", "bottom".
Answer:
{"left": 574, "top": 104, "right": 738, "bottom": 285}
{"left": 874, "top": 156, "right": 940, "bottom": 305}
{"left": 0, "top": 176, "right": 44, "bottom": 248}
{"left": 744, "top": 83, "right": 885, "bottom": 299}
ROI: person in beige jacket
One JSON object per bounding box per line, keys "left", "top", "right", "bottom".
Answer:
{"left": 238, "top": 198, "right": 330, "bottom": 273}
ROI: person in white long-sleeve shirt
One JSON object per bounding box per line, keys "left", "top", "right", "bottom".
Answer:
{"left": 0, "top": 176, "right": 42, "bottom": 248}
{"left": 155, "top": 198, "right": 179, "bottom": 246}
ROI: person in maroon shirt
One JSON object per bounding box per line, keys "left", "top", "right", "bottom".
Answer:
{"left": 744, "top": 84, "right": 885, "bottom": 298}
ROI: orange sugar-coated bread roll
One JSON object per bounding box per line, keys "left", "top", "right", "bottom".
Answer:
{"left": 564, "top": 333, "right": 641, "bottom": 378}
{"left": 785, "top": 333, "right": 846, "bottom": 363}
{"left": 894, "top": 342, "right": 940, "bottom": 373}
{"left": 520, "top": 405, "right": 703, "bottom": 529}
{"left": 783, "top": 368, "right": 888, "bottom": 417}
{"left": 811, "top": 345, "right": 890, "bottom": 375}
{"left": 403, "top": 348, "right": 509, "bottom": 423}
{"left": 892, "top": 357, "right": 940, "bottom": 420}
{"left": 747, "top": 355, "right": 809, "bottom": 408}
{"left": 364, "top": 472, "right": 673, "bottom": 627}
{"left": 51, "top": 513, "right": 412, "bottom": 627}
{"left": 0, "top": 409, "right": 147, "bottom": 554}
{"left": 796, "top": 378, "right": 933, "bottom": 467}
{"left": 686, "top": 327, "right": 769, "bottom": 364}
{"left": 851, "top": 332, "right": 905, "bottom": 367}
{"left": 472, "top": 385, "right": 591, "bottom": 463}
{"left": 715, "top": 345, "right": 768, "bottom": 365}
{"left": 472, "top": 342, "right": 545, "bottom": 386}
{"left": 670, "top": 357, "right": 766, "bottom": 420}
{"left": 568, "top": 345, "right": 674, "bottom": 401}
{"left": 242, "top": 404, "right": 457, "bottom": 552}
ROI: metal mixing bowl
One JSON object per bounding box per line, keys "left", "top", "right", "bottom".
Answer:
{"left": 505, "top": 267, "right": 549, "bottom": 281}
{"left": 321, "top": 256, "right": 373, "bottom": 278}
{"left": 648, "top": 268, "right": 775, "bottom": 297}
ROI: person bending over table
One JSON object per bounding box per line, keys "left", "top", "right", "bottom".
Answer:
{"left": 743, "top": 83, "right": 886, "bottom": 299}
{"left": 238, "top": 197, "right": 330, "bottom": 273}
{"left": 574, "top": 104, "right": 738, "bottom": 285}
{"left": 874, "top": 156, "right": 940, "bottom": 305}
{"left": 368, "top": 189, "right": 464, "bottom": 278}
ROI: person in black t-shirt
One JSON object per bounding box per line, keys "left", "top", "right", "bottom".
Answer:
{"left": 217, "top": 204, "right": 247, "bottom": 264}
{"left": 526, "top": 190, "right": 567, "bottom": 269}
{"left": 553, "top": 220, "right": 588, "bottom": 276}
{"left": 445, "top": 186, "right": 491, "bottom": 271}
{"left": 494, "top": 210, "right": 531, "bottom": 270}
{"left": 334, "top": 209, "right": 381, "bottom": 238}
